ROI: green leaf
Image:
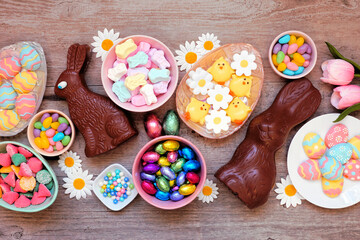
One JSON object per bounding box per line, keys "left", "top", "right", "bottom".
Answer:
{"left": 355, "top": 73, "right": 360, "bottom": 78}
{"left": 325, "top": 42, "right": 360, "bottom": 73}
{"left": 333, "top": 103, "right": 360, "bottom": 122}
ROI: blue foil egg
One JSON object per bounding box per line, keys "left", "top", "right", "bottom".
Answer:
{"left": 160, "top": 166, "right": 176, "bottom": 180}
{"left": 140, "top": 172, "right": 156, "bottom": 182}
{"left": 170, "top": 191, "right": 184, "bottom": 201}
{"left": 179, "top": 147, "right": 195, "bottom": 160}
{"left": 176, "top": 171, "right": 186, "bottom": 186}
{"left": 183, "top": 160, "right": 201, "bottom": 172}
{"left": 155, "top": 190, "right": 170, "bottom": 201}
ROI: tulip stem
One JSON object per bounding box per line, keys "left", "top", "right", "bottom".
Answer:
{"left": 325, "top": 42, "right": 360, "bottom": 73}
{"left": 334, "top": 103, "right": 360, "bottom": 123}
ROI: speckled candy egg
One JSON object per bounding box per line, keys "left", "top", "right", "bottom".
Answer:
{"left": 321, "top": 177, "right": 344, "bottom": 198}
{"left": 344, "top": 159, "right": 360, "bottom": 181}
{"left": 0, "top": 82, "right": 17, "bottom": 109}
{"left": 302, "top": 132, "right": 326, "bottom": 159}
{"left": 326, "top": 143, "right": 352, "bottom": 165}
{"left": 318, "top": 156, "right": 344, "bottom": 181}
{"left": 348, "top": 135, "right": 360, "bottom": 159}
{"left": 325, "top": 124, "right": 348, "bottom": 148}
{"left": 297, "top": 159, "right": 321, "bottom": 180}
{"left": 15, "top": 94, "right": 36, "bottom": 119}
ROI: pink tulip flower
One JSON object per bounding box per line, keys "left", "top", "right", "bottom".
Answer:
{"left": 321, "top": 59, "right": 354, "bottom": 85}
{"left": 331, "top": 85, "right": 360, "bottom": 109}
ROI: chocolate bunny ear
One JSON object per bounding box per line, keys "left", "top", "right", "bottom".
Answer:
{"left": 66, "top": 44, "right": 89, "bottom": 73}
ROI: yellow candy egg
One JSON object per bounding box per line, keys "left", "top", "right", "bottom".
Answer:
{"left": 41, "top": 137, "right": 50, "bottom": 149}
{"left": 156, "top": 170, "right": 162, "bottom": 176}
{"left": 179, "top": 184, "right": 196, "bottom": 196}
{"left": 158, "top": 156, "right": 171, "bottom": 167}
{"left": 289, "top": 35, "right": 297, "bottom": 45}
{"left": 293, "top": 53, "right": 305, "bottom": 65}
{"left": 42, "top": 117, "right": 52, "bottom": 129}
{"left": 163, "top": 140, "right": 180, "bottom": 151}
{"left": 169, "top": 180, "right": 175, "bottom": 187}
{"left": 296, "top": 37, "right": 304, "bottom": 47}
{"left": 277, "top": 63, "right": 287, "bottom": 72}
{"left": 272, "top": 54, "right": 278, "bottom": 67}
{"left": 40, "top": 131, "right": 47, "bottom": 139}
{"left": 34, "top": 137, "right": 43, "bottom": 148}
{"left": 51, "top": 122, "right": 60, "bottom": 130}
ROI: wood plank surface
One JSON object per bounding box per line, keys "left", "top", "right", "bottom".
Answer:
{"left": 1, "top": 0, "right": 360, "bottom": 239}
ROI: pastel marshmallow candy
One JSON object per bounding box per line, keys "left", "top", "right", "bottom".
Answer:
{"left": 131, "top": 94, "right": 147, "bottom": 107}
{"left": 148, "top": 68, "right": 170, "bottom": 83}
{"left": 140, "top": 84, "right": 157, "bottom": 105}
{"left": 153, "top": 80, "right": 170, "bottom": 95}
{"left": 115, "top": 39, "right": 137, "bottom": 59}
{"left": 108, "top": 63, "right": 127, "bottom": 81}
{"left": 127, "top": 51, "right": 149, "bottom": 69}
{"left": 148, "top": 48, "right": 158, "bottom": 57}
{"left": 125, "top": 73, "right": 147, "bottom": 91}
{"left": 151, "top": 50, "right": 170, "bottom": 69}
{"left": 127, "top": 67, "right": 149, "bottom": 78}
{"left": 138, "top": 42, "right": 151, "bottom": 53}
{"left": 112, "top": 80, "right": 131, "bottom": 102}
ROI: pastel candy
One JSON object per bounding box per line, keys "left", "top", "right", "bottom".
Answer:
{"left": 140, "top": 84, "right": 157, "bottom": 105}
{"left": 148, "top": 68, "right": 170, "bottom": 83}
{"left": 297, "top": 43, "right": 309, "bottom": 54}
{"left": 125, "top": 73, "right": 147, "bottom": 91}
{"left": 302, "top": 132, "right": 326, "bottom": 159}
{"left": 148, "top": 48, "right": 157, "bottom": 57}
{"left": 0, "top": 83, "right": 17, "bottom": 109}
{"left": 138, "top": 42, "right": 151, "bottom": 53}
{"left": 19, "top": 45, "right": 41, "bottom": 70}
{"left": 319, "top": 156, "right": 344, "bottom": 181}
{"left": 287, "top": 43, "right": 299, "bottom": 54}
{"left": 127, "top": 67, "right": 149, "bottom": 78}
{"left": 131, "top": 94, "right": 146, "bottom": 106}
{"left": 344, "top": 159, "right": 360, "bottom": 180}
{"left": 286, "top": 62, "right": 299, "bottom": 71}
{"left": 294, "top": 66, "right": 304, "bottom": 75}
{"left": 112, "top": 80, "right": 131, "bottom": 102}
{"left": 151, "top": 50, "right": 170, "bottom": 69}
{"left": 12, "top": 71, "right": 37, "bottom": 94}
{"left": 321, "top": 177, "right": 344, "bottom": 198}
{"left": 283, "top": 69, "right": 294, "bottom": 76}
{"left": 15, "top": 94, "right": 36, "bottom": 120}
{"left": 278, "top": 34, "right": 290, "bottom": 44}
{"left": 326, "top": 143, "right": 352, "bottom": 164}
{"left": 281, "top": 44, "right": 289, "bottom": 54}
{"left": 53, "top": 132, "right": 65, "bottom": 142}
{"left": 325, "top": 124, "right": 348, "bottom": 148}
{"left": 153, "top": 80, "right": 170, "bottom": 95}
{"left": 115, "top": 39, "right": 137, "bottom": 59}
{"left": 0, "top": 57, "right": 21, "bottom": 80}
{"left": 273, "top": 43, "right": 281, "bottom": 54}
{"left": 348, "top": 135, "right": 360, "bottom": 159}
{"left": 297, "top": 159, "right": 321, "bottom": 180}
{"left": 108, "top": 63, "right": 127, "bottom": 81}
{"left": 0, "top": 110, "right": 20, "bottom": 131}
{"left": 127, "top": 51, "right": 148, "bottom": 69}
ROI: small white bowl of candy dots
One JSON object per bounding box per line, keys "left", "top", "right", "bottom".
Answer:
{"left": 269, "top": 30, "right": 317, "bottom": 79}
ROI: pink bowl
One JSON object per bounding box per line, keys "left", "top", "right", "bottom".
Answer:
{"left": 132, "top": 136, "right": 206, "bottom": 210}
{"left": 101, "top": 35, "right": 179, "bottom": 112}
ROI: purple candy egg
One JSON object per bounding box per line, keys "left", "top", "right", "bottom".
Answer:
{"left": 302, "top": 53, "right": 311, "bottom": 60}
{"left": 40, "top": 113, "right": 51, "bottom": 123}
{"left": 33, "top": 128, "right": 41, "bottom": 138}
{"left": 57, "top": 122, "right": 68, "bottom": 132}
{"left": 160, "top": 166, "right": 176, "bottom": 180}
{"left": 281, "top": 44, "right": 288, "bottom": 54}
{"left": 142, "top": 151, "right": 160, "bottom": 163}
{"left": 64, "top": 126, "right": 72, "bottom": 135}
{"left": 273, "top": 43, "right": 281, "bottom": 54}
{"left": 167, "top": 151, "right": 178, "bottom": 163}
{"left": 297, "top": 43, "right": 309, "bottom": 54}
{"left": 176, "top": 171, "right": 186, "bottom": 186}
{"left": 141, "top": 180, "right": 157, "bottom": 195}
{"left": 143, "top": 163, "right": 160, "bottom": 174}
{"left": 140, "top": 172, "right": 156, "bottom": 182}
{"left": 51, "top": 113, "right": 59, "bottom": 122}
{"left": 306, "top": 45, "right": 312, "bottom": 54}
{"left": 170, "top": 191, "right": 184, "bottom": 201}
{"left": 172, "top": 186, "right": 179, "bottom": 191}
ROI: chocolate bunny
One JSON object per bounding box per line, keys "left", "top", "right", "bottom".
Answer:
{"left": 215, "top": 78, "right": 321, "bottom": 209}
{"left": 54, "top": 44, "right": 137, "bottom": 157}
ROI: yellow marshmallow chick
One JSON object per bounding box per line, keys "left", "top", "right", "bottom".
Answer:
{"left": 207, "top": 57, "right": 234, "bottom": 85}
{"left": 225, "top": 97, "right": 251, "bottom": 125}
{"left": 185, "top": 98, "right": 210, "bottom": 125}
{"left": 229, "top": 74, "right": 253, "bottom": 98}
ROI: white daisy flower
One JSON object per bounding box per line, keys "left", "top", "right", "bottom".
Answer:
{"left": 91, "top": 28, "right": 120, "bottom": 61}
{"left": 196, "top": 33, "right": 220, "bottom": 55}
{"left": 274, "top": 175, "right": 304, "bottom": 208}
{"left": 175, "top": 41, "right": 201, "bottom": 72}
{"left": 58, "top": 151, "right": 82, "bottom": 175}
{"left": 198, "top": 179, "right": 219, "bottom": 203}
{"left": 63, "top": 169, "right": 94, "bottom": 200}
{"left": 206, "top": 85, "right": 233, "bottom": 110}
{"left": 205, "top": 110, "right": 231, "bottom": 134}
{"left": 231, "top": 50, "right": 257, "bottom": 76}
{"left": 186, "top": 67, "right": 214, "bottom": 95}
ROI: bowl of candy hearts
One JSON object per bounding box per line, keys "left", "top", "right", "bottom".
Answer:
{"left": 0, "top": 42, "right": 47, "bottom": 137}
{"left": 269, "top": 30, "right": 317, "bottom": 79}
{"left": 133, "top": 136, "right": 206, "bottom": 210}
{"left": 27, "top": 109, "right": 75, "bottom": 157}
{"left": 93, "top": 163, "right": 138, "bottom": 211}
{"left": 0, "top": 142, "right": 58, "bottom": 212}
{"left": 176, "top": 43, "right": 264, "bottom": 139}
{"left": 101, "top": 35, "right": 179, "bottom": 112}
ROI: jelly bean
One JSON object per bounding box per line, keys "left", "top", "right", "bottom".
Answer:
{"left": 41, "top": 113, "right": 50, "bottom": 123}
{"left": 155, "top": 143, "right": 167, "bottom": 155}
{"left": 172, "top": 186, "right": 179, "bottom": 191}
{"left": 287, "top": 43, "right": 298, "bottom": 55}
{"left": 273, "top": 43, "right": 281, "bottom": 54}
{"left": 51, "top": 113, "right": 59, "bottom": 122}
{"left": 306, "top": 45, "right": 312, "bottom": 54}
{"left": 167, "top": 151, "right": 178, "bottom": 163}
{"left": 283, "top": 69, "right": 295, "bottom": 76}
{"left": 171, "top": 158, "right": 186, "bottom": 173}
{"left": 156, "top": 176, "right": 170, "bottom": 192}
{"left": 289, "top": 35, "right": 297, "bottom": 45}
{"left": 179, "top": 184, "right": 196, "bottom": 196}
{"left": 56, "top": 142, "right": 64, "bottom": 151}
{"left": 303, "top": 60, "right": 310, "bottom": 68}
{"left": 179, "top": 147, "right": 195, "bottom": 160}
{"left": 183, "top": 160, "right": 201, "bottom": 172}
{"left": 64, "top": 126, "right": 72, "bottom": 136}
{"left": 176, "top": 171, "right": 186, "bottom": 186}
{"left": 158, "top": 156, "right": 171, "bottom": 167}
{"left": 163, "top": 140, "right": 180, "bottom": 151}
{"left": 297, "top": 43, "right": 309, "bottom": 54}
{"left": 44, "top": 145, "right": 54, "bottom": 153}
{"left": 281, "top": 44, "right": 288, "bottom": 54}
{"left": 34, "top": 122, "right": 42, "bottom": 129}
{"left": 40, "top": 131, "right": 47, "bottom": 138}
{"left": 296, "top": 37, "right": 304, "bottom": 47}
{"left": 51, "top": 122, "right": 60, "bottom": 130}
{"left": 302, "top": 53, "right": 311, "bottom": 60}
{"left": 186, "top": 172, "right": 200, "bottom": 184}
{"left": 57, "top": 123, "right": 68, "bottom": 132}
{"left": 293, "top": 53, "right": 305, "bottom": 65}
{"left": 170, "top": 191, "right": 184, "bottom": 201}
{"left": 42, "top": 117, "right": 52, "bottom": 129}
{"left": 284, "top": 55, "right": 290, "bottom": 64}
{"left": 58, "top": 117, "right": 69, "bottom": 125}
{"left": 45, "top": 128, "right": 56, "bottom": 138}
{"left": 33, "top": 129, "right": 41, "bottom": 138}
{"left": 294, "top": 66, "right": 305, "bottom": 75}
{"left": 142, "top": 151, "right": 160, "bottom": 163}
{"left": 277, "top": 63, "right": 286, "bottom": 72}
{"left": 278, "top": 34, "right": 290, "bottom": 44}
{"left": 53, "top": 132, "right": 65, "bottom": 142}
{"left": 276, "top": 51, "right": 285, "bottom": 64}
{"left": 62, "top": 136, "right": 71, "bottom": 146}
{"left": 34, "top": 137, "right": 43, "bottom": 148}
{"left": 155, "top": 190, "right": 170, "bottom": 201}
{"left": 141, "top": 172, "right": 156, "bottom": 182}
{"left": 143, "top": 163, "right": 160, "bottom": 174}
{"left": 272, "top": 54, "right": 278, "bottom": 67}
{"left": 286, "top": 62, "right": 299, "bottom": 71}
{"left": 160, "top": 166, "right": 176, "bottom": 181}
{"left": 41, "top": 126, "right": 50, "bottom": 131}
{"left": 48, "top": 137, "right": 55, "bottom": 146}
{"left": 288, "top": 53, "right": 294, "bottom": 59}
{"left": 141, "top": 180, "right": 157, "bottom": 195}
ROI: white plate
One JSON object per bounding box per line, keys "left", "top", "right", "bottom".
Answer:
{"left": 288, "top": 113, "right": 360, "bottom": 209}
{"left": 93, "top": 164, "right": 138, "bottom": 211}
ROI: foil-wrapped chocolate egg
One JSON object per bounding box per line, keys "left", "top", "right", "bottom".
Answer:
{"left": 170, "top": 191, "right": 184, "bottom": 201}
{"left": 172, "top": 186, "right": 179, "bottom": 191}
{"left": 179, "top": 184, "right": 196, "bottom": 196}
{"left": 167, "top": 151, "right": 178, "bottom": 163}
{"left": 176, "top": 171, "right": 186, "bottom": 186}
{"left": 143, "top": 163, "right": 160, "bottom": 174}
{"left": 140, "top": 172, "right": 156, "bottom": 182}
{"left": 155, "top": 143, "right": 167, "bottom": 155}
{"left": 161, "top": 166, "right": 176, "bottom": 181}
{"left": 141, "top": 180, "right": 157, "bottom": 195}
{"left": 144, "top": 113, "right": 162, "bottom": 139}
{"left": 156, "top": 176, "right": 170, "bottom": 192}
{"left": 171, "top": 158, "right": 186, "bottom": 173}
{"left": 186, "top": 172, "right": 200, "bottom": 184}
{"left": 142, "top": 151, "right": 160, "bottom": 163}
{"left": 158, "top": 156, "right": 171, "bottom": 167}
{"left": 179, "top": 147, "right": 195, "bottom": 160}
{"left": 155, "top": 190, "right": 170, "bottom": 201}
{"left": 169, "top": 179, "right": 175, "bottom": 187}
{"left": 162, "top": 110, "right": 180, "bottom": 136}
{"left": 163, "top": 140, "right": 180, "bottom": 151}
{"left": 183, "top": 160, "right": 201, "bottom": 172}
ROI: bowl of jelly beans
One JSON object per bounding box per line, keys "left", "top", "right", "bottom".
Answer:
{"left": 133, "top": 136, "right": 206, "bottom": 210}
{"left": 27, "top": 109, "right": 75, "bottom": 157}
{"left": 93, "top": 163, "right": 138, "bottom": 211}
{"left": 269, "top": 30, "right": 317, "bottom": 79}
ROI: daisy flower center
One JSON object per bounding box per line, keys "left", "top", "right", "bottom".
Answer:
{"left": 101, "top": 39, "right": 114, "bottom": 51}
{"left": 202, "top": 186, "right": 213, "bottom": 196}
{"left": 185, "top": 52, "right": 197, "bottom": 64}
{"left": 285, "top": 184, "right": 296, "bottom": 196}
{"left": 240, "top": 60, "right": 248, "bottom": 68}
{"left": 215, "top": 94, "right": 223, "bottom": 102}
{"left": 213, "top": 117, "right": 221, "bottom": 125}
{"left": 198, "top": 79, "right": 206, "bottom": 87}
{"left": 204, "top": 41, "right": 214, "bottom": 51}
{"left": 73, "top": 178, "right": 85, "bottom": 190}
{"left": 65, "top": 157, "right": 74, "bottom": 167}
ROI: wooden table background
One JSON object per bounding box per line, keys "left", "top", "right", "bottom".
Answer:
{"left": 1, "top": 0, "right": 360, "bottom": 239}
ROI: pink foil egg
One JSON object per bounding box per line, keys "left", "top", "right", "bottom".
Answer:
{"left": 144, "top": 113, "right": 162, "bottom": 139}
{"left": 141, "top": 180, "right": 157, "bottom": 195}
{"left": 167, "top": 151, "right": 178, "bottom": 163}
{"left": 186, "top": 172, "right": 200, "bottom": 184}
{"left": 142, "top": 151, "right": 160, "bottom": 163}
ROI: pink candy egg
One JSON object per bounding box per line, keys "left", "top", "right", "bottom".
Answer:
{"left": 44, "top": 145, "right": 53, "bottom": 153}
{"left": 325, "top": 124, "right": 349, "bottom": 148}
{"left": 287, "top": 43, "right": 299, "bottom": 54}
{"left": 45, "top": 128, "right": 55, "bottom": 138}
{"left": 141, "top": 180, "right": 157, "bottom": 195}
{"left": 48, "top": 137, "right": 55, "bottom": 146}
{"left": 167, "top": 151, "right": 178, "bottom": 163}
{"left": 303, "top": 60, "right": 310, "bottom": 68}
{"left": 142, "top": 151, "right": 160, "bottom": 163}
{"left": 344, "top": 159, "right": 360, "bottom": 180}
{"left": 297, "top": 159, "right": 321, "bottom": 180}
{"left": 186, "top": 172, "right": 200, "bottom": 184}
{"left": 284, "top": 55, "right": 290, "bottom": 64}
{"left": 286, "top": 62, "right": 299, "bottom": 71}
{"left": 56, "top": 142, "right": 64, "bottom": 151}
